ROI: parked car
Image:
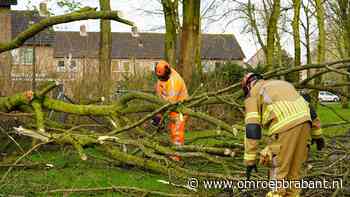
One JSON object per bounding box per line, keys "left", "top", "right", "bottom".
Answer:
{"left": 318, "top": 91, "right": 340, "bottom": 102}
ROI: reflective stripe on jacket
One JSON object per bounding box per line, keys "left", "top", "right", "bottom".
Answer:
{"left": 244, "top": 80, "right": 311, "bottom": 163}
{"left": 245, "top": 80, "right": 311, "bottom": 135}
{"left": 155, "top": 68, "right": 188, "bottom": 118}
{"left": 155, "top": 68, "right": 188, "bottom": 103}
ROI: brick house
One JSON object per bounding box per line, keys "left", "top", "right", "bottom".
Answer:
{"left": 0, "top": 1, "right": 245, "bottom": 95}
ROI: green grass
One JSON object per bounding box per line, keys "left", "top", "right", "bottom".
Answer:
{"left": 317, "top": 103, "right": 350, "bottom": 124}
{"left": 0, "top": 103, "right": 349, "bottom": 196}
{"left": 0, "top": 147, "right": 186, "bottom": 196}
{"left": 317, "top": 103, "right": 350, "bottom": 137}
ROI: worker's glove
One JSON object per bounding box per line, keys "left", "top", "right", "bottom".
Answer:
{"left": 151, "top": 115, "right": 162, "bottom": 126}
{"left": 312, "top": 137, "right": 325, "bottom": 151}
{"left": 246, "top": 164, "right": 258, "bottom": 180}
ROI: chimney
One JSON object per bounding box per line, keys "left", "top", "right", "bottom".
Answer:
{"left": 0, "top": 0, "right": 17, "bottom": 95}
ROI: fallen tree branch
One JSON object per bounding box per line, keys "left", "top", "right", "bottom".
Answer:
{"left": 45, "top": 185, "right": 195, "bottom": 197}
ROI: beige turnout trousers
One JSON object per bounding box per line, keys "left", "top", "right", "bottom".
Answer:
{"left": 266, "top": 122, "right": 311, "bottom": 197}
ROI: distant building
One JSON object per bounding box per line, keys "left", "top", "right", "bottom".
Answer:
{"left": 246, "top": 48, "right": 265, "bottom": 67}
{"left": 0, "top": 3, "right": 246, "bottom": 95}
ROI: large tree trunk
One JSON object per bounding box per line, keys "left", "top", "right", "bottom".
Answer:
{"left": 314, "top": 0, "right": 325, "bottom": 109}
{"left": 292, "top": 0, "right": 301, "bottom": 68}
{"left": 338, "top": 0, "right": 350, "bottom": 108}
{"left": 315, "top": 0, "right": 325, "bottom": 64}
{"left": 99, "top": 0, "right": 112, "bottom": 99}
{"left": 265, "top": 0, "right": 280, "bottom": 69}
{"left": 161, "top": 0, "right": 179, "bottom": 67}
{"left": 179, "top": 0, "right": 201, "bottom": 85}
{"left": 193, "top": 5, "right": 201, "bottom": 77}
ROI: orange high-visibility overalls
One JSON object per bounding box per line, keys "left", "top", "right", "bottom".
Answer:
{"left": 155, "top": 68, "right": 188, "bottom": 158}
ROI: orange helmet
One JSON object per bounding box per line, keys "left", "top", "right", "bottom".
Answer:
{"left": 241, "top": 72, "right": 263, "bottom": 97}
{"left": 155, "top": 60, "right": 171, "bottom": 81}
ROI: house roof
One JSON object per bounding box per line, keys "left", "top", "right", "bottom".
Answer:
{"left": 54, "top": 32, "right": 245, "bottom": 60}
{"left": 11, "top": 10, "right": 55, "bottom": 46}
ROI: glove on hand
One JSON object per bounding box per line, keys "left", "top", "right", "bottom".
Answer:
{"left": 312, "top": 137, "right": 325, "bottom": 151}
{"left": 151, "top": 115, "right": 162, "bottom": 126}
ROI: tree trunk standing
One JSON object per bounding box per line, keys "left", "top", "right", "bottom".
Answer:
{"left": 338, "top": 0, "right": 350, "bottom": 108}
{"left": 161, "top": 0, "right": 179, "bottom": 67}
{"left": 179, "top": 0, "right": 201, "bottom": 85}
{"left": 99, "top": 0, "right": 112, "bottom": 99}
{"left": 275, "top": 32, "right": 284, "bottom": 80}
{"left": 314, "top": 0, "right": 326, "bottom": 64}
{"left": 302, "top": 1, "right": 312, "bottom": 79}
{"left": 265, "top": 0, "right": 280, "bottom": 70}
{"left": 0, "top": 8, "right": 12, "bottom": 96}
{"left": 292, "top": 0, "right": 301, "bottom": 68}
{"left": 193, "top": 5, "right": 201, "bottom": 77}
{"left": 313, "top": 0, "right": 325, "bottom": 109}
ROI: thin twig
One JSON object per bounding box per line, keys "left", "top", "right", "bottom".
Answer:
{"left": 0, "top": 140, "right": 51, "bottom": 183}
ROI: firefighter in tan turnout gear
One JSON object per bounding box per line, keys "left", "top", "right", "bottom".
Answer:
{"left": 241, "top": 73, "right": 325, "bottom": 197}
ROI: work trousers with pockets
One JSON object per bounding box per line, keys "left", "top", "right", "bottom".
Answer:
{"left": 266, "top": 122, "right": 311, "bottom": 197}
{"left": 168, "top": 114, "right": 186, "bottom": 161}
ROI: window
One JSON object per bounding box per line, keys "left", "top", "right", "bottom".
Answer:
{"left": 202, "top": 61, "right": 215, "bottom": 73}
{"left": 134, "top": 62, "right": 142, "bottom": 75}
{"left": 11, "top": 48, "right": 34, "bottom": 65}
{"left": 123, "top": 61, "right": 130, "bottom": 72}
{"left": 58, "top": 60, "right": 65, "bottom": 68}
{"left": 57, "top": 60, "right": 65, "bottom": 72}
{"left": 119, "top": 61, "right": 131, "bottom": 72}
{"left": 68, "top": 60, "right": 77, "bottom": 70}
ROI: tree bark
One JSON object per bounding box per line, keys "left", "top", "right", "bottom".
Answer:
{"left": 337, "top": 0, "right": 350, "bottom": 108}
{"left": 313, "top": 0, "right": 326, "bottom": 109}
{"left": 99, "top": 0, "right": 112, "bottom": 98}
{"left": 315, "top": 0, "right": 326, "bottom": 64}
{"left": 179, "top": 0, "right": 201, "bottom": 85}
{"left": 292, "top": 0, "right": 301, "bottom": 68}
{"left": 161, "top": 0, "right": 179, "bottom": 67}
{"left": 266, "top": 0, "right": 280, "bottom": 69}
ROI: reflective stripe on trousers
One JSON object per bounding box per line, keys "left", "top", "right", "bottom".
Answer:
{"left": 168, "top": 117, "right": 185, "bottom": 146}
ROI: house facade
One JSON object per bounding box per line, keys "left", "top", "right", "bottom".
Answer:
{"left": 0, "top": 1, "right": 246, "bottom": 96}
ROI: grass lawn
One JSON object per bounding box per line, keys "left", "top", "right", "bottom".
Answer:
{"left": 317, "top": 102, "right": 350, "bottom": 137}
{"left": 0, "top": 103, "right": 349, "bottom": 196}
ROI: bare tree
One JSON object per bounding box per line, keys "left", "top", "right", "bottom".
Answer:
{"left": 178, "top": 0, "right": 201, "bottom": 84}
{"left": 99, "top": 0, "right": 112, "bottom": 99}
{"left": 161, "top": 0, "right": 180, "bottom": 67}
{"left": 292, "top": 0, "right": 301, "bottom": 68}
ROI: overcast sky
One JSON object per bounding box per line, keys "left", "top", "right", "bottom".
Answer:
{"left": 13, "top": 0, "right": 273, "bottom": 61}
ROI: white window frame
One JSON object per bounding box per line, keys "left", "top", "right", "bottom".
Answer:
{"left": 119, "top": 60, "right": 132, "bottom": 73}
{"left": 11, "top": 47, "right": 34, "bottom": 65}
{"left": 67, "top": 59, "right": 78, "bottom": 72}
{"left": 57, "top": 60, "right": 66, "bottom": 72}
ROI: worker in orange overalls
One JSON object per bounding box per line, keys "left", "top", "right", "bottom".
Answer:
{"left": 152, "top": 60, "right": 189, "bottom": 161}
{"left": 241, "top": 73, "right": 325, "bottom": 197}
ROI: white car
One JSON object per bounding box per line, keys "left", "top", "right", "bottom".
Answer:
{"left": 318, "top": 91, "right": 340, "bottom": 102}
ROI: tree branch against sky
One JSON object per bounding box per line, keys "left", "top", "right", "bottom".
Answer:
{"left": 14, "top": 0, "right": 323, "bottom": 61}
